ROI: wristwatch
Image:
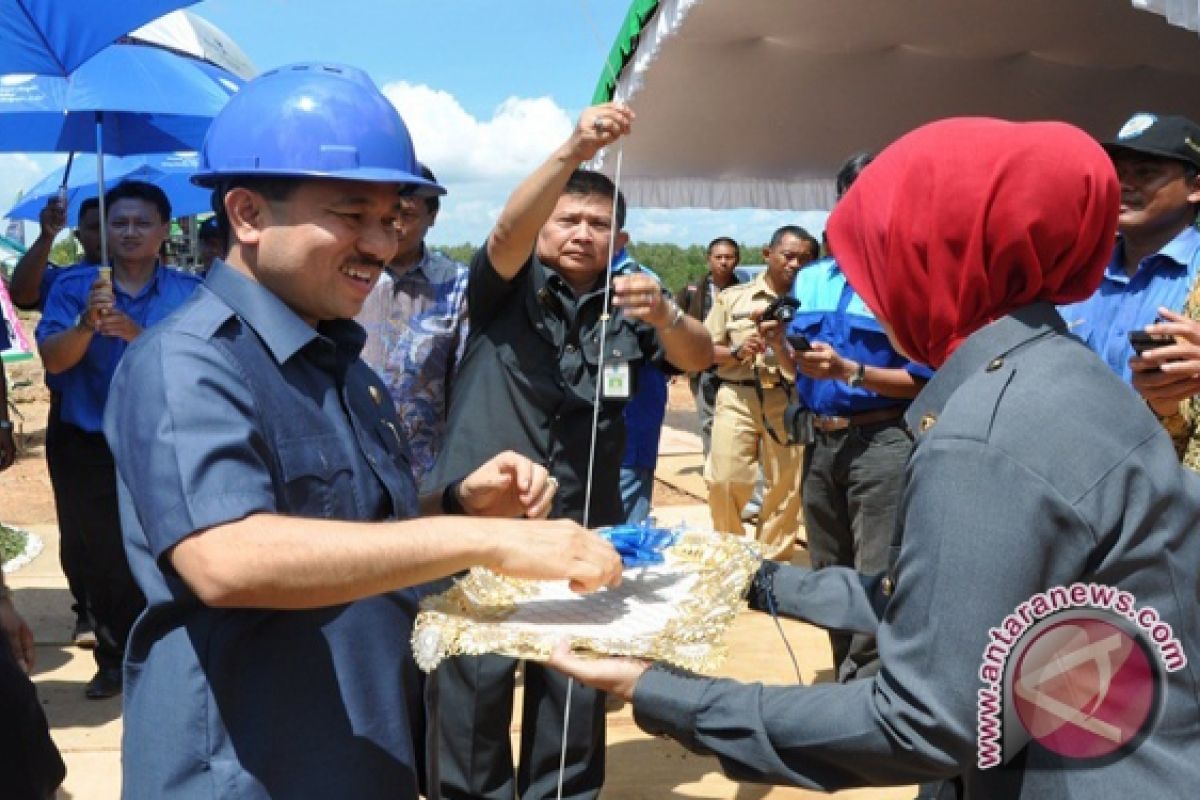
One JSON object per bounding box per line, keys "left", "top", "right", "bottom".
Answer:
{"left": 848, "top": 362, "right": 867, "bottom": 388}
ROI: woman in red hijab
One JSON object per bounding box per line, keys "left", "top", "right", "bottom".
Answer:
{"left": 551, "top": 118, "right": 1200, "bottom": 799}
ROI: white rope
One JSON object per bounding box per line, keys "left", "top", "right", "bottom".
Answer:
{"left": 559, "top": 4, "right": 629, "bottom": 797}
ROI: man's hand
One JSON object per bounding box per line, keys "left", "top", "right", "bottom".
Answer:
{"left": 38, "top": 199, "right": 67, "bottom": 242}
{"left": 0, "top": 597, "right": 35, "bottom": 673}
{"left": 753, "top": 308, "right": 787, "bottom": 349}
{"left": 797, "top": 341, "right": 854, "bottom": 382}
{"left": 95, "top": 309, "right": 142, "bottom": 342}
{"left": 568, "top": 103, "right": 634, "bottom": 163}
{"left": 459, "top": 450, "right": 558, "bottom": 519}
{"left": 1131, "top": 307, "right": 1200, "bottom": 411}
{"left": 612, "top": 275, "right": 670, "bottom": 326}
{"left": 485, "top": 521, "right": 622, "bottom": 593}
{"left": 82, "top": 275, "right": 115, "bottom": 329}
{"left": 546, "top": 639, "right": 649, "bottom": 701}
{"left": 733, "top": 331, "right": 767, "bottom": 363}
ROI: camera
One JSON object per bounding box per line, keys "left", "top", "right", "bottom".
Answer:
{"left": 761, "top": 295, "right": 800, "bottom": 326}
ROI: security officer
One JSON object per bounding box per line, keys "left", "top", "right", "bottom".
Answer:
{"left": 1065, "top": 113, "right": 1200, "bottom": 384}
{"left": 103, "top": 64, "right": 620, "bottom": 800}
{"left": 770, "top": 154, "right": 931, "bottom": 682}
{"left": 705, "top": 225, "right": 818, "bottom": 561}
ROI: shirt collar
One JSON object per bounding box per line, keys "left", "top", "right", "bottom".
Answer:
{"left": 751, "top": 270, "right": 781, "bottom": 298}
{"left": 386, "top": 244, "right": 431, "bottom": 281}
{"left": 204, "top": 259, "right": 366, "bottom": 365}
{"left": 905, "top": 302, "right": 1065, "bottom": 437}
{"left": 1110, "top": 226, "right": 1200, "bottom": 280}
{"left": 113, "top": 262, "right": 166, "bottom": 301}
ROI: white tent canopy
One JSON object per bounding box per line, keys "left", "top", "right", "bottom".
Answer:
{"left": 594, "top": 0, "right": 1200, "bottom": 210}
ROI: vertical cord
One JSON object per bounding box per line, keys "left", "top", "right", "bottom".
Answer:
{"left": 561, "top": 5, "right": 629, "bottom": 797}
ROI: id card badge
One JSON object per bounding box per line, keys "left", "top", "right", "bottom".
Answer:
{"left": 602, "top": 362, "right": 632, "bottom": 400}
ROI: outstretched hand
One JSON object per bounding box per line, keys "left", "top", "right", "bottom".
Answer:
{"left": 545, "top": 639, "right": 649, "bottom": 701}
{"left": 486, "top": 520, "right": 623, "bottom": 593}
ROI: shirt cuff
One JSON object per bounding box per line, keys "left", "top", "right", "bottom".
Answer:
{"left": 631, "top": 664, "right": 714, "bottom": 750}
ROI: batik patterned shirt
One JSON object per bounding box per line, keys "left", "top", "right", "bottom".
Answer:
{"left": 358, "top": 247, "right": 469, "bottom": 485}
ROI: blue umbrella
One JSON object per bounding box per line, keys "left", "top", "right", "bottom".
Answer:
{"left": 6, "top": 152, "right": 212, "bottom": 224}
{"left": 0, "top": 43, "right": 242, "bottom": 265}
{"left": 0, "top": 43, "right": 242, "bottom": 155}
{"left": 0, "top": 0, "right": 198, "bottom": 75}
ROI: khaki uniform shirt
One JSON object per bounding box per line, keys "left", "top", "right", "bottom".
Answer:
{"left": 704, "top": 273, "right": 787, "bottom": 385}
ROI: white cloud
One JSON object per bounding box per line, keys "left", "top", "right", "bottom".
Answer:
{"left": 379, "top": 82, "right": 833, "bottom": 248}
{"left": 380, "top": 81, "right": 572, "bottom": 184}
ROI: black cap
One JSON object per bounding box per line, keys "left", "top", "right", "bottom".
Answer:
{"left": 197, "top": 216, "right": 221, "bottom": 240}
{"left": 1104, "top": 113, "right": 1200, "bottom": 171}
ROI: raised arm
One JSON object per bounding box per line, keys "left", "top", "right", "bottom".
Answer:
{"left": 487, "top": 103, "right": 633, "bottom": 277}
{"left": 10, "top": 201, "right": 65, "bottom": 309}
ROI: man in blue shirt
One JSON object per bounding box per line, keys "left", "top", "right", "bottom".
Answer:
{"left": 1061, "top": 113, "right": 1200, "bottom": 382}
{"left": 613, "top": 248, "right": 670, "bottom": 523}
{"left": 35, "top": 180, "right": 200, "bottom": 700}
{"left": 103, "top": 64, "right": 620, "bottom": 800}
{"left": 11, "top": 196, "right": 103, "bottom": 646}
{"left": 773, "top": 154, "right": 931, "bottom": 683}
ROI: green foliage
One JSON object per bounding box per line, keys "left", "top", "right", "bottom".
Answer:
{"left": 432, "top": 241, "right": 767, "bottom": 294}
{"left": 50, "top": 237, "right": 80, "bottom": 266}
{"left": 434, "top": 244, "right": 475, "bottom": 265}
{"left": 0, "top": 524, "right": 26, "bottom": 566}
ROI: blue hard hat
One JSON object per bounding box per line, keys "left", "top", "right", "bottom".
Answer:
{"left": 192, "top": 63, "right": 444, "bottom": 196}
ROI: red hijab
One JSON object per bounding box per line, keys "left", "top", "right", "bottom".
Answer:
{"left": 827, "top": 118, "right": 1119, "bottom": 368}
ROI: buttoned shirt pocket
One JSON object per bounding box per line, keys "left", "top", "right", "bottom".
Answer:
{"left": 582, "top": 326, "right": 643, "bottom": 401}
{"left": 276, "top": 435, "right": 355, "bottom": 518}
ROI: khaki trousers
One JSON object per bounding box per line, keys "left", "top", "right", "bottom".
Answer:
{"left": 704, "top": 382, "right": 803, "bottom": 560}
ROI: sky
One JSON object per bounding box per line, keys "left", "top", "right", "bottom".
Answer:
{"left": 0, "top": 0, "right": 824, "bottom": 248}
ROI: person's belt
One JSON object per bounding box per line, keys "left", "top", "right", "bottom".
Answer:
{"left": 718, "top": 378, "right": 759, "bottom": 387}
{"left": 813, "top": 406, "right": 906, "bottom": 432}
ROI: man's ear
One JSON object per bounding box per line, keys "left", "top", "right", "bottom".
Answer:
{"left": 1187, "top": 171, "right": 1200, "bottom": 205}
{"left": 224, "top": 187, "right": 271, "bottom": 246}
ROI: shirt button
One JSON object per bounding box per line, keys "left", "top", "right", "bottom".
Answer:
{"left": 986, "top": 358, "right": 1004, "bottom": 372}
{"left": 881, "top": 576, "right": 895, "bottom": 596}
{"left": 918, "top": 413, "right": 937, "bottom": 433}
{"left": 565, "top": 344, "right": 577, "bottom": 354}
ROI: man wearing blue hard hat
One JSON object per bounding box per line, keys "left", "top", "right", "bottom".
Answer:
{"left": 102, "top": 63, "right": 622, "bottom": 800}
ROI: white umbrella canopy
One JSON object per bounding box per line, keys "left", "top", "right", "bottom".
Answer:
{"left": 126, "top": 9, "right": 257, "bottom": 80}
{"left": 593, "top": 0, "right": 1200, "bottom": 210}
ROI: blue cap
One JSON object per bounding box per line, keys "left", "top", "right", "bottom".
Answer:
{"left": 192, "top": 63, "right": 444, "bottom": 195}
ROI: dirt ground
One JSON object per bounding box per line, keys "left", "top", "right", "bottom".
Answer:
{"left": 1, "top": 353, "right": 704, "bottom": 526}
{"left": 2, "top": 356, "right": 55, "bottom": 526}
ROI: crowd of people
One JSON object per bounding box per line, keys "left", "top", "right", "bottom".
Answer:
{"left": 1, "top": 58, "right": 1198, "bottom": 800}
